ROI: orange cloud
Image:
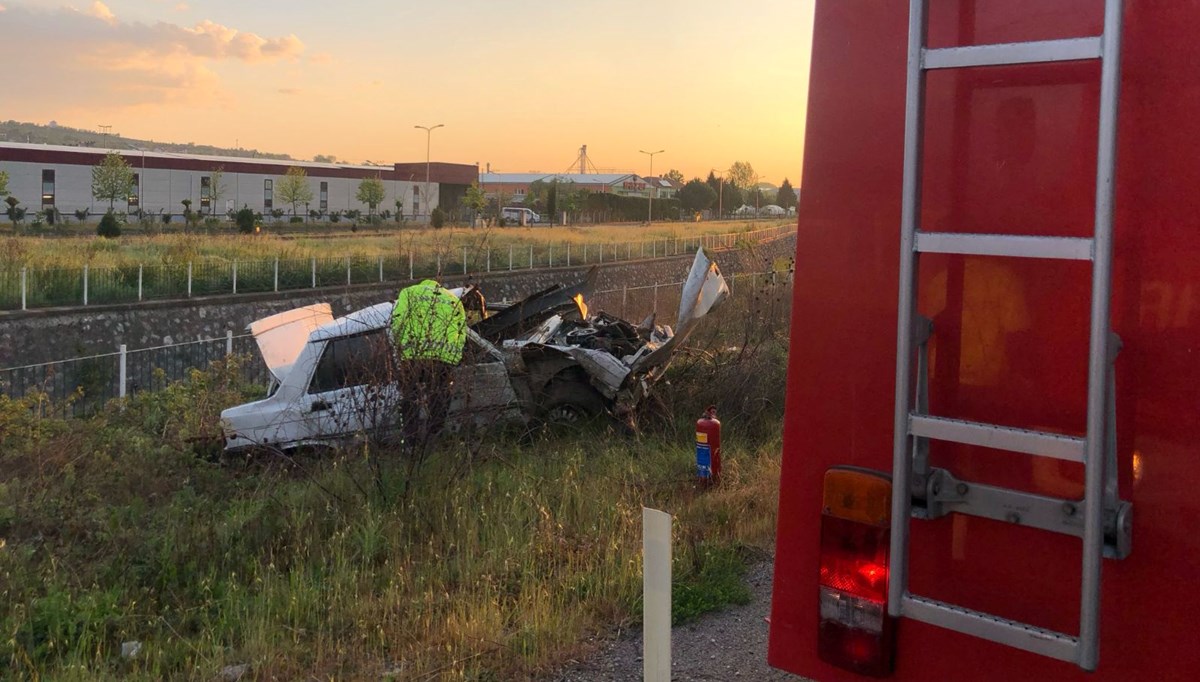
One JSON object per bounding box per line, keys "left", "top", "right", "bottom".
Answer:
{"left": 0, "top": 3, "right": 305, "bottom": 112}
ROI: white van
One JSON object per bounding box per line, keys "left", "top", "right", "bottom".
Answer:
{"left": 501, "top": 206, "right": 540, "bottom": 225}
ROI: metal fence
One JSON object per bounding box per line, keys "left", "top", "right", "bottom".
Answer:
{"left": 0, "top": 224, "right": 794, "bottom": 311}
{"left": 0, "top": 268, "right": 791, "bottom": 417}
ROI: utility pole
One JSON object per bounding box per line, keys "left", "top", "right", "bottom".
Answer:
{"left": 414, "top": 124, "right": 444, "bottom": 222}
{"left": 640, "top": 149, "right": 665, "bottom": 223}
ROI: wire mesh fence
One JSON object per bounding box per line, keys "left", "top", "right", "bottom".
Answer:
{"left": 0, "top": 261, "right": 792, "bottom": 418}
{"left": 0, "top": 224, "right": 794, "bottom": 311}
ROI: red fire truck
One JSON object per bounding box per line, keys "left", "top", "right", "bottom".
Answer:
{"left": 769, "top": 1, "right": 1198, "bottom": 680}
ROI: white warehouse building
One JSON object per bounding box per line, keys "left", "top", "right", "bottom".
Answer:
{"left": 0, "top": 142, "right": 480, "bottom": 220}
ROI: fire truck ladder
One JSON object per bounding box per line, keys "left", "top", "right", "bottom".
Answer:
{"left": 888, "top": 0, "right": 1132, "bottom": 672}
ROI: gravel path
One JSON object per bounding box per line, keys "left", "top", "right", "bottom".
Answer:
{"left": 549, "top": 558, "right": 811, "bottom": 681}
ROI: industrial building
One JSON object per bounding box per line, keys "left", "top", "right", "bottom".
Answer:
{"left": 0, "top": 142, "right": 478, "bottom": 220}
{"left": 479, "top": 172, "right": 681, "bottom": 203}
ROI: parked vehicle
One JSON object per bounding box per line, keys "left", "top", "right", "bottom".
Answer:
{"left": 769, "top": 2, "right": 1200, "bottom": 681}
{"left": 501, "top": 206, "right": 540, "bottom": 225}
{"left": 220, "top": 249, "right": 729, "bottom": 451}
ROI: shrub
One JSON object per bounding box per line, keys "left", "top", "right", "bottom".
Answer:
{"left": 270, "top": 209, "right": 285, "bottom": 220}
{"left": 97, "top": 212, "right": 121, "bottom": 238}
{"left": 235, "top": 207, "right": 255, "bottom": 234}
{"left": 431, "top": 207, "right": 446, "bottom": 228}
{"left": 330, "top": 211, "right": 342, "bottom": 223}
{"left": 203, "top": 217, "right": 220, "bottom": 229}
{"left": 289, "top": 216, "right": 304, "bottom": 224}
{"left": 161, "top": 212, "right": 172, "bottom": 225}
{"left": 74, "top": 208, "right": 89, "bottom": 223}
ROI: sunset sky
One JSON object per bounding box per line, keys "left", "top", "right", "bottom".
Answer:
{"left": 0, "top": 0, "right": 814, "bottom": 185}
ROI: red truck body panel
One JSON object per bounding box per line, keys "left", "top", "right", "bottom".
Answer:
{"left": 770, "top": 1, "right": 1200, "bottom": 680}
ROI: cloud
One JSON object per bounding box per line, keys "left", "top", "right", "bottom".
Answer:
{"left": 174, "top": 2, "right": 189, "bottom": 11}
{"left": 0, "top": 3, "right": 305, "bottom": 113}
{"left": 85, "top": 1, "right": 116, "bottom": 24}
{"left": 277, "top": 87, "right": 303, "bottom": 96}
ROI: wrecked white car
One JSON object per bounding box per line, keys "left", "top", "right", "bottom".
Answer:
{"left": 220, "top": 249, "right": 729, "bottom": 452}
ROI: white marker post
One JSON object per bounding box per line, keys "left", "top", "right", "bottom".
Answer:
{"left": 643, "top": 507, "right": 672, "bottom": 682}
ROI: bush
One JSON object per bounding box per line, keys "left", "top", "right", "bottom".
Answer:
{"left": 161, "top": 212, "right": 172, "bottom": 225}
{"left": 97, "top": 212, "right": 121, "bottom": 238}
{"left": 203, "top": 217, "right": 220, "bottom": 229}
{"left": 235, "top": 207, "right": 255, "bottom": 234}
{"left": 289, "top": 216, "right": 304, "bottom": 224}
{"left": 73, "top": 208, "right": 89, "bottom": 223}
{"left": 270, "top": 209, "right": 285, "bottom": 220}
{"left": 431, "top": 207, "right": 446, "bottom": 228}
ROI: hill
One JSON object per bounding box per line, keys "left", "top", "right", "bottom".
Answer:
{"left": 0, "top": 120, "right": 294, "bottom": 161}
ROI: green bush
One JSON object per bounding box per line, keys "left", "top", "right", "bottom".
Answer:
{"left": 96, "top": 212, "right": 121, "bottom": 238}
{"left": 289, "top": 216, "right": 304, "bottom": 224}
{"left": 431, "top": 207, "right": 446, "bottom": 228}
{"left": 235, "top": 207, "right": 255, "bottom": 234}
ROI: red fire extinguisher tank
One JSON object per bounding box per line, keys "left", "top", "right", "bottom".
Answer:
{"left": 696, "top": 406, "right": 721, "bottom": 485}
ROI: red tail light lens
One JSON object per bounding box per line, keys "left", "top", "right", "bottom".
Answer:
{"left": 817, "top": 467, "right": 895, "bottom": 677}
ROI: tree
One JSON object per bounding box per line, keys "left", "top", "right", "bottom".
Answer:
{"left": 208, "top": 166, "right": 226, "bottom": 218}
{"left": 728, "top": 161, "right": 756, "bottom": 190}
{"left": 92, "top": 151, "right": 136, "bottom": 211}
{"left": 356, "top": 175, "right": 386, "bottom": 216}
{"left": 313, "top": 154, "right": 337, "bottom": 163}
{"left": 461, "top": 183, "right": 487, "bottom": 224}
{"left": 546, "top": 181, "right": 559, "bottom": 219}
{"left": 97, "top": 211, "right": 121, "bottom": 238}
{"left": 278, "top": 166, "right": 314, "bottom": 216}
{"left": 777, "top": 178, "right": 796, "bottom": 210}
{"left": 524, "top": 179, "right": 549, "bottom": 210}
{"left": 679, "top": 178, "right": 717, "bottom": 213}
{"left": 0, "top": 170, "right": 8, "bottom": 199}
{"left": 665, "top": 168, "right": 685, "bottom": 184}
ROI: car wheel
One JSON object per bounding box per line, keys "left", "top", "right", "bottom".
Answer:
{"left": 539, "top": 379, "right": 607, "bottom": 429}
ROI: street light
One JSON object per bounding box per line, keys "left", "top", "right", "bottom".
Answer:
{"left": 639, "top": 149, "right": 664, "bottom": 223}
{"left": 414, "top": 124, "right": 444, "bottom": 222}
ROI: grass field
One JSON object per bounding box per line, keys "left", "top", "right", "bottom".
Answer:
{"left": 0, "top": 275, "right": 792, "bottom": 680}
{"left": 0, "top": 220, "right": 792, "bottom": 270}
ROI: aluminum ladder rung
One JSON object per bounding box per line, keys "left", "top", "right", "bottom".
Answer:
{"left": 923, "top": 37, "right": 1102, "bottom": 70}
{"left": 915, "top": 232, "right": 1094, "bottom": 260}
{"left": 909, "top": 414, "right": 1086, "bottom": 463}
{"left": 902, "top": 594, "right": 1079, "bottom": 664}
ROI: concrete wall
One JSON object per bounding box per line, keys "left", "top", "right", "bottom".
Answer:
{"left": 0, "top": 234, "right": 795, "bottom": 368}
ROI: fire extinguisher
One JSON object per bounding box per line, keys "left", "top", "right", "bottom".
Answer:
{"left": 696, "top": 406, "right": 721, "bottom": 486}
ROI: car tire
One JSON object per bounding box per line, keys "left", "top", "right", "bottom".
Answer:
{"left": 538, "top": 379, "right": 607, "bottom": 428}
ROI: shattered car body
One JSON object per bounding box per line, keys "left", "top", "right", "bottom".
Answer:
{"left": 220, "top": 249, "right": 729, "bottom": 451}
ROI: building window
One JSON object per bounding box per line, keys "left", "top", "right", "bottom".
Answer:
{"left": 129, "top": 173, "right": 140, "bottom": 207}
{"left": 264, "top": 179, "right": 274, "bottom": 210}
{"left": 320, "top": 181, "right": 328, "bottom": 211}
{"left": 41, "top": 169, "right": 55, "bottom": 207}
{"left": 200, "top": 176, "right": 211, "bottom": 210}
{"left": 412, "top": 186, "right": 420, "bottom": 214}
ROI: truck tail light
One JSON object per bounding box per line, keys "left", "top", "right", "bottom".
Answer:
{"left": 817, "top": 466, "right": 896, "bottom": 677}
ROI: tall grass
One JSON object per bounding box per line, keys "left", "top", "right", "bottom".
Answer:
{"left": 0, "top": 220, "right": 790, "bottom": 270}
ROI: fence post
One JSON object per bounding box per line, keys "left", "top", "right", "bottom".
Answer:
{"left": 627, "top": 242, "right": 631, "bottom": 260}
{"left": 20, "top": 267, "right": 26, "bottom": 310}
{"left": 346, "top": 256, "right": 352, "bottom": 286}
{"left": 509, "top": 245, "right": 513, "bottom": 271}
{"left": 187, "top": 262, "right": 192, "bottom": 298}
{"left": 599, "top": 243, "right": 603, "bottom": 263}
{"left": 653, "top": 282, "right": 658, "bottom": 312}
{"left": 137, "top": 265, "right": 143, "bottom": 302}
{"left": 583, "top": 244, "right": 587, "bottom": 263}
{"left": 566, "top": 244, "right": 571, "bottom": 267}
{"left": 379, "top": 256, "right": 384, "bottom": 282}
{"left": 232, "top": 260, "right": 238, "bottom": 294}
{"left": 409, "top": 251, "right": 414, "bottom": 280}
{"left": 622, "top": 284, "right": 627, "bottom": 318}
{"left": 487, "top": 249, "right": 492, "bottom": 272}
{"left": 529, "top": 245, "right": 534, "bottom": 270}
{"left": 549, "top": 245, "right": 553, "bottom": 267}
{"left": 274, "top": 258, "right": 279, "bottom": 292}
{"left": 83, "top": 264, "right": 89, "bottom": 305}
{"left": 641, "top": 241, "right": 645, "bottom": 258}
{"left": 652, "top": 241, "right": 656, "bottom": 258}
{"left": 118, "top": 344, "right": 127, "bottom": 399}
{"left": 463, "top": 246, "right": 468, "bottom": 275}
{"left": 226, "top": 329, "right": 234, "bottom": 355}
{"left": 437, "top": 252, "right": 441, "bottom": 275}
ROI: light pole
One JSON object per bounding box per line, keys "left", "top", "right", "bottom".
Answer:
{"left": 414, "top": 124, "right": 444, "bottom": 222}
{"left": 639, "top": 149, "right": 664, "bottom": 223}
